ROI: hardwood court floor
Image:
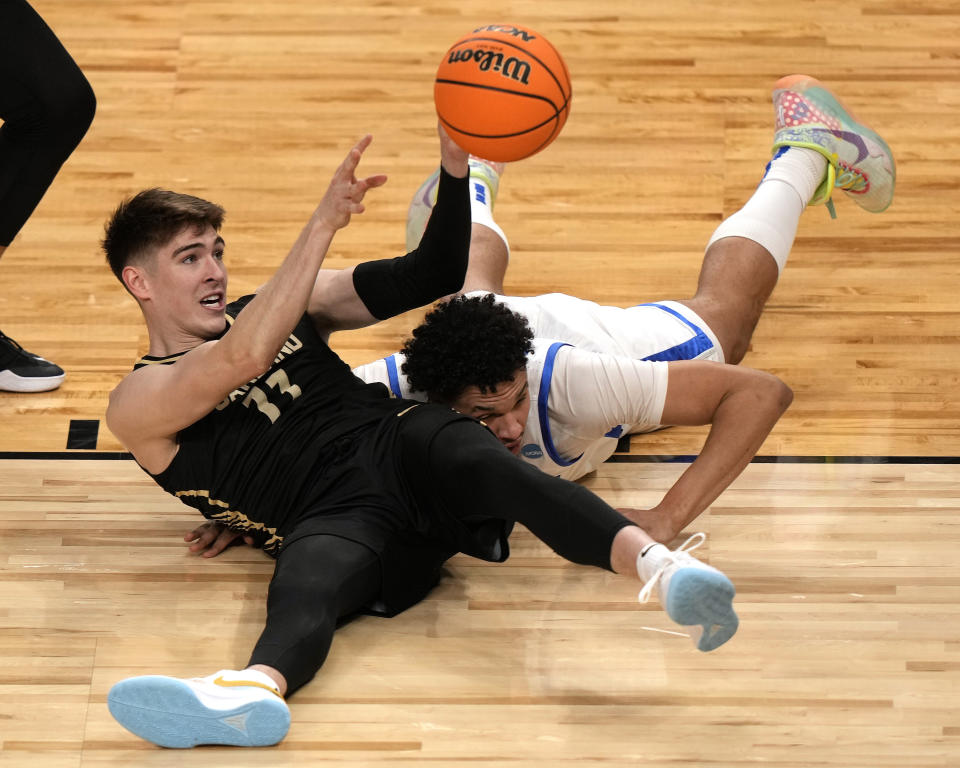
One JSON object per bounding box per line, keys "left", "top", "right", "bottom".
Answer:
{"left": 1, "top": 0, "right": 958, "bottom": 765}
{"left": 1, "top": 458, "right": 958, "bottom": 767}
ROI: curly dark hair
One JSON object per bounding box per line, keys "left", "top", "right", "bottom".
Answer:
{"left": 401, "top": 294, "right": 534, "bottom": 403}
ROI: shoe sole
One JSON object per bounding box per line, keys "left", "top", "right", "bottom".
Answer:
{"left": 665, "top": 569, "right": 739, "bottom": 652}
{"left": 108, "top": 677, "right": 290, "bottom": 748}
{"left": 0, "top": 369, "right": 64, "bottom": 392}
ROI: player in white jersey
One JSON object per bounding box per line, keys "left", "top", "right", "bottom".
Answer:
{"left": 353, "top": 75, "right": 895, "bottom": 543}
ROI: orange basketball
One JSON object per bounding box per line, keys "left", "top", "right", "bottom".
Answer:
{"left": 434, "top": 24, "right": 572, "bottom": 162}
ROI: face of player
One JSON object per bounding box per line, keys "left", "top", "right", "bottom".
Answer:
{"left": 449, "top": 368, "right": 530, "bottom": 455}
{"left": 142, "top": 224, "right": 229, "bottom": 340}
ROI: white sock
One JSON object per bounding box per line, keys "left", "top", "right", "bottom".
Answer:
{"left": 637, "top": 542, "right": 670, "bottom": 582}
{"left": 761, "top": 145, "right": 828, "bottom": 206}
{"left": 469, "top": 176, "right": 510, "bottom": 255}
{"left": 705, "top": 147, "right": 827, "bottom": 275}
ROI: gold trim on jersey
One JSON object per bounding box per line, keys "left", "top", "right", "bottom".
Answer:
{"left": 135, "top": 352, "right": 188, "bottom": 367}
{"left": 134, "top": 311, "right": 236, "bottom": 368}
{"left": 396, "top": 404, "right": 420, "bottom": 418}
{"left": 175, "top": 489, "right": 283, "bottom": 553}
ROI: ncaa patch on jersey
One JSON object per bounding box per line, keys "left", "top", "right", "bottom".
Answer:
{"left": 521, "top": 443, "right": 543, "bottom": 459}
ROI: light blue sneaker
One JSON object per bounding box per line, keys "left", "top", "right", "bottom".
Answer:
{"left": 771, "top": 74, "right": 895, "bottom": 217}
{"left": 405, "top": 157, "right": 505, "bottom": 251}
{"left": 638, "top": 533, "right": 739, "bottom": 652}
{"left": 107, "top": 670, "right": 290, "bottom": 748}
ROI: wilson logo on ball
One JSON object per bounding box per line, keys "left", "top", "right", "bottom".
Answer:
{"left": 446, "top": 48, "right": 532, "bottom": 85}
{"left": 434, "top": 23, "right": 572, "bottom": 163}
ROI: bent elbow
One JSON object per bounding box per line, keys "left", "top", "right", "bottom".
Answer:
{"left": 223, "top": 343, "right": 276, "bottom": 383}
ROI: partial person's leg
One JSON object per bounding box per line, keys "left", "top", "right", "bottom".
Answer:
{"left": 247, "top": 534, "right": 381, "bottom": 694}
{"left": 677, "top": 76, "right": 895, "bottom": 365}
{"left": 676, "top": 151, "right": 821, "bottom": 364}
{"left": 0, "top": 0, "right": 96, "bottom": 391}
{"left": 402, "top": 415, "right": 739, "bottom": 651}
{"left": 462, "top": 220, "right": 509, "bottom": 294}
{"left": 407, "top": 157, "right": 509, "bottom": 294}
{"left": 107, "top": 535, "right": 381, "bottom": 748}
{"left": 0, "top": 0, "right": 96, "bottom": 247}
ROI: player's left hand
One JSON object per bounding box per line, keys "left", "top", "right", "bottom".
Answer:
{"left": 183, "top": 521, "right": 256, "bottom": 558}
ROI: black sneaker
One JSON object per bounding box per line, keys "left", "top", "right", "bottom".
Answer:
{"left": 0, "top": 330, "right": 65, "bottom": 392}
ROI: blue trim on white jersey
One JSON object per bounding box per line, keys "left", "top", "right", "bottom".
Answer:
{"left": 538, "top": 342, "right": 581, "bottom": 467}
{"left": 384, "top": 355, "right": 402, "bottom": 398}
{"left": 638, "top": 303, "right": 714, "bottom": 362}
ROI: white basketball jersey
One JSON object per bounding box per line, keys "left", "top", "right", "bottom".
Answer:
{"left": 464, "top": 292, "right": 724, "bottom": 364}
{"left": 352, "top": 337, "right": 669, "bottom": 482}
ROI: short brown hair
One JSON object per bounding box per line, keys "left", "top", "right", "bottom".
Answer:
{"left": 102, "top": 188, "right": 225, "bottom": 283}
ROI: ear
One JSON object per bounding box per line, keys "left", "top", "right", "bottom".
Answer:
{"left": 122, "top": 263, "right": 151, "bottom": 300}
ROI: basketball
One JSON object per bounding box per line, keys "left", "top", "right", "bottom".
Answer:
{"left": 434, "top": 24, "right": 572, "bottom": 162}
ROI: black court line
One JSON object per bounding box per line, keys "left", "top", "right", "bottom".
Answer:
{"left": 66, "top": 419, "right": 99, "bottom": 450}
{"left": 1, "top": 452, "right": 959, "bottom": 464}
{"left": 0, "top": 452, "right": 133, "bottom": 460}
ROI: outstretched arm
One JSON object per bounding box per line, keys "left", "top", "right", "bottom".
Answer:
{"left": 308, "top": 123, "right": 470, "bottom": 338}
{"left": 619, "top": 360, "right": 793, "bottom": 542}
{"left": 108, "top": 135, "right": 385, "bottom": 472}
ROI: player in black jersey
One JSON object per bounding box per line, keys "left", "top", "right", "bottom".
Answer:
{"left": 101, "top": 126, "right": 740, "bottom": 749}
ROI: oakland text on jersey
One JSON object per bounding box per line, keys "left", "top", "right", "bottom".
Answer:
{"left": 447, "top": 48, "right": 532, "bottom": 85}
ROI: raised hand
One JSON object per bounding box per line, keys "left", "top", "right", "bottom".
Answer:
{"left": 312, "top": 134, "right": 388, "bottom": 232}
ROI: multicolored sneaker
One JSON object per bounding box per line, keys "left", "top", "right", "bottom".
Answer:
{"left": 638, "top": 533, "right": 739, "bottom": 652}
{"left": 107, "top": 669, "right": 290, "bottom": 748}
{"left": 772, "top": 74, "right": 895, "bottom": 217}
{"left": 0, "top": 330, "right": 64, "bottom": 392}
{"left": 405, "top": 157, "right": 506, "bottom": 251}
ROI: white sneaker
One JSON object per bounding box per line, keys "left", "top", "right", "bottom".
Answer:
{"left": 405, "top": 156, "right": 506, "bottom": 251}
{"left": 107, "top": 669, "right": 290, "bottom": 748}
{"left": 638, "top": 533, "right": 739, "bottom": 652}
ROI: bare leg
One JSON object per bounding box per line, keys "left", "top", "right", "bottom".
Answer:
{"left": 668, "top": 144, "right": 831, "bottom": 365}
{"left": 460, "top": 222, "right": 509, "bottom": 295}
{"left": 677, "top": 235, "right": 779, "bottom": 365}
{"left": 609, "top": 524, "right": 655, "bottom": 575}
{"left": 407, "top": 159, "right": 508, "bottom": 298}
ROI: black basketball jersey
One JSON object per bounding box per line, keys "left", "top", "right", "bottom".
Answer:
{"left": 135, "top": 295, "right": 404, "bottom": 555}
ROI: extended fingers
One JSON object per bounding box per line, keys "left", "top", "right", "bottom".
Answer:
{"left": 360, "top": 173, "right": 388, "bottom": 190}
{"left": 350, "top": 173, "right": 388, "bottom": 204}
{"left": 339, "top": 134, "right": 374, "bottom": 178}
